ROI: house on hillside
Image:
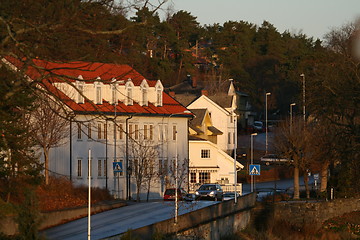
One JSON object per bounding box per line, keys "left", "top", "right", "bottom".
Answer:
{"left": 168, "top": 77, "right": 254, "bottom": 154}
{"left": 3, "top": 57, "right": 192, "bottom": 200}
{"left": 188, "top": 108, "right": 243, "bottom": 192}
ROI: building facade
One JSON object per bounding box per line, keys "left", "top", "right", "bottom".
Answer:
{"left": 5, "top": 58, "right": 192, "bottom": 200}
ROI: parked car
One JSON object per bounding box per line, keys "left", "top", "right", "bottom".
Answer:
{"left": 260, "top": 154, "right": 292, "bottom": 165}
{"left": 195, "top": 184, "right": 223, "bottom": 201}
{"left": 223, "top": 192, "right": 240, "bottom": 201}
{"left": 163, "top": 188, "right": 188, "bottom": 201}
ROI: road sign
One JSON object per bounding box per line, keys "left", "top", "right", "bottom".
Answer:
{"left": 313, "top": 173, "right": 319, "bottom": 180}
{"left": 113, "top": 162, "right": 123, "bottom": 173}
{"left": 249, "top": 164, "right": 260, "bottom": 175}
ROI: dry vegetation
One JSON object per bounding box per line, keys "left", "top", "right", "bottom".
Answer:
{"left": 36, "top": 177, "right": 114, "bottom": 212}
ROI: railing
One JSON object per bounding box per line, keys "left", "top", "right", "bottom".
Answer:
{"left": 221, "top": 183, "right": 242, "bottom": 195}
{"left": 189, "top": 183, "right": 242, "bottom": 195}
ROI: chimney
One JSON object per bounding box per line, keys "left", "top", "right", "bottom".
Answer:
{"left": 192, "top": 76, "right": 197, "bottom": 88}
{"left": 169, "top": 91, "right": 176, "bottom": 97}
{"left": 201, "top": 90, "right": 208, "bottom": 96}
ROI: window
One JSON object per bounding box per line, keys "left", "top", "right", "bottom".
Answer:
{"left": 144, "top": 125, "right": 148, "bottom": 139}
{"left": 119, "top": 124, "right": 123, "bottom": 140}
{"left": 96, "top": 86, "right": 102, "bottom": 104}
{"left": 104, "top": 123, "right": 107, "bottom": 139}
{"left": 228, "top": 132, "right": 231, "bottom": 144}
{"left": 201, "top": 149, "right": 210, "bottom": 159}
{"left": 127, "top": 86, "right": 133, "bottom": 105}
{"left": 158, "top": 124, "right": 163, "bottom": 141}
{"left": 135, "top": 124, "right": 139, "bottom": 139}
{"left": 114, "top": 123, "right": 117, "bottom": 139}
{"left": 156, "top": 88, "right": 162, "bottom": 106}
{"left": 103, "top": 160, "right": 107, "bottom": 177}
{"left": 190, "top": 172, "right": 196, "bottom": 183}
{"left": 112, "top": 85, "right": 117, "bottom": 104}
{"left": 158, "top": 159, "right": 163, "bottom": 174}
{"left": 129, "top": 124, "right": 133, "bottom": 138}
{"left": 163, "top": 158, "right": 168, "bottom": 173}
{"left": 77, "top": 123, "right": 82, "bottom": 140}
{"left": 77, "top": 159, "right": 82, "bottom": 177}
{"left": 77, "top": 83, "right": 84, "bottom": 104}
{"left": 98, "top": 160, "right": 102, "bottom": 177}
{"left": 88, "top": 123, "right": 92, "bottom": 139}
{"left": 141, "top": 87, "right": 148, "bottom": 106}
{"left": 199, "top": 172, "right": 210, "bottom": 183}
{"left": 149, "top": 125, "right": 153, "bottom": 140}
{"left": 172, "top": 125, "right": 177, "bottom": 141}
{"left": 98, "top": 123, "right": 102, "bottom": 139}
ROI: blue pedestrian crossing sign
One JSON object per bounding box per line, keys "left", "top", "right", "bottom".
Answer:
{"left": 249, "top": 164, "right": 260, "bottom": 175}
{"left": 113, "top": 162, "right": 123, "bottom": 173}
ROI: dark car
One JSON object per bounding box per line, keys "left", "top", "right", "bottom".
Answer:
{"left": 195, "top": 184, "right": 223, "bottom": 201}
{"left": 163, "top": 188, "right": 188, "bottom": 201}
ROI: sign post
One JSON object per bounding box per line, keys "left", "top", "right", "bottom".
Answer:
{"left": 249, "top": 164, "right": 260, "bottom": 192}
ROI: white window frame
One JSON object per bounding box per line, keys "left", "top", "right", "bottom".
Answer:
{"left": 76, "top": 80, "right": 85, "bottom": 104}
{"left": 201, "top": 149, "right": 210, "bottom": 159}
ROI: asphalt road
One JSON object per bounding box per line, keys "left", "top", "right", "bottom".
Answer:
{"left": 41, "top": 200, "right": 218, "bottom": 240}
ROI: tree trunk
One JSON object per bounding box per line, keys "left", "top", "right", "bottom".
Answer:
{"left": 43, "top": 148, "right": 50, "bottom": 185}
{"left": 293, "top": 166, "right": 300, "bottom": 199}
{"left": 320, "top": 161, "right": 330, "bottom": 193}
{"left": 304, "top": 172, "right": 310, "bottom": 199}
{"left": 136, "top": 180, "right": 141, "bottom": 202}
{"left": 146, "top": 179, "right": 151, "bottom": 202}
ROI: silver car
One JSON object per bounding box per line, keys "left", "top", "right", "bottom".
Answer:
{"left": 195, "top": 184, "right": 223, "bottom": 201}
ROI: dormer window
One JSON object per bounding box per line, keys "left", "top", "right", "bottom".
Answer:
{"left": 112, "top": 84, "right": 117, "bottom": 105}
{"left": 140, "top": 80, "right": 149, "bottom": 106}
{"left": 111, "top": 79, "right": 119, "bottom": 105}
{"left": 95, "top": 80, "right": 102, "bottom": 104}
{"left": 125, "top": 79, "right": 134, "bottom": 106}
{"left": 76, "top": 79, "right": 85, "bottom": 104}
{"left": 155, "top": 80, "right": 163, "bottom": 107}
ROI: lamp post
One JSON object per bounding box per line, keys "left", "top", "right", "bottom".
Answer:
{"left": 300, "top": 74, "right": 305, "bottom": 123}
{"left": 111, "top": 79, "right": 119, "bottom": 199}
{"left": 233, "top": 109, "right": 238, "bottom": 204}
{"left": 250, "top": 133, "right": 257, "bottom": 192}
{"left": 265, "top": 92, "right": 271, "bottom": 154}
{"left": 290, "top": 103, "right": 296, "bottom": 133}
{"left": 87, "top": 148, "right": 91, "bottom": 240}
{"left": 168, "top": 110, "right": 191, "bottom": 225}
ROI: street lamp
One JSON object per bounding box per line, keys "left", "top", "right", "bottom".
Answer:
{"left": 168, "top": 110, "right": 191, "bottom": 225}
{"left": 111, "top": 79, "right": 119, "bottom": 199}
{"left": 265, "top": 92, "right": 271, "bottom": 154}
{"left": 233, "top": 109, "right": 238, "bottom": 204}
{"left": 250, "top": 133, "right": 257, "bottom": 192}
{"left": 300, "top": 74, "right": 305, "bottom": 123}
{"left": 290, "top": 103, "right": 296, "bottom": 133}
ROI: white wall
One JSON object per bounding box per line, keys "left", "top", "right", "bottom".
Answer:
{"left": 48, "top": 114, "right": 189, "bottom": 200}
{"left": 188, "top": 96, "right": 236, "bottom": 153}
{"left": 189, "top": 140, "right": 241, "bottom": 186}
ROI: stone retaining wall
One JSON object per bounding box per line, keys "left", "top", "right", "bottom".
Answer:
{"left": 273, "top": 198, "right": 360, "bottom": 229}
{"left": 0, "top": 200, "right": 126, "bottom": 236}
{"left": 105, "top": 193, "right": 257, "bottom": 240}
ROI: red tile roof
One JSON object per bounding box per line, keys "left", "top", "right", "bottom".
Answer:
{"left": 4, "top": 57, "right": 192, "bottom": 117}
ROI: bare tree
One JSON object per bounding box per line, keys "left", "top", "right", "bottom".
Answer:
{"left": 274, "top": 116, "right": 308, "bottom": 199}
{"left": 29, "top": 94, "right": 69, "bottom": 184}
{"left": 127, "top": 136, "right": 159, "bottom": 202}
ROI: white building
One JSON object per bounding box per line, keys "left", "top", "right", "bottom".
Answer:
{"left": 5, "top": 58, "right": 192, "bottom": 200}
{"left": 187, "top": 93, "right": 237, "bottom": 155}
{"left": 188, "top": 108, "right": 243, "bottom": 192}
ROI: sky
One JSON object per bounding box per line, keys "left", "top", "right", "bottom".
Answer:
{"left": 167, "top": 0, "right": 360, "bottom": 41}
